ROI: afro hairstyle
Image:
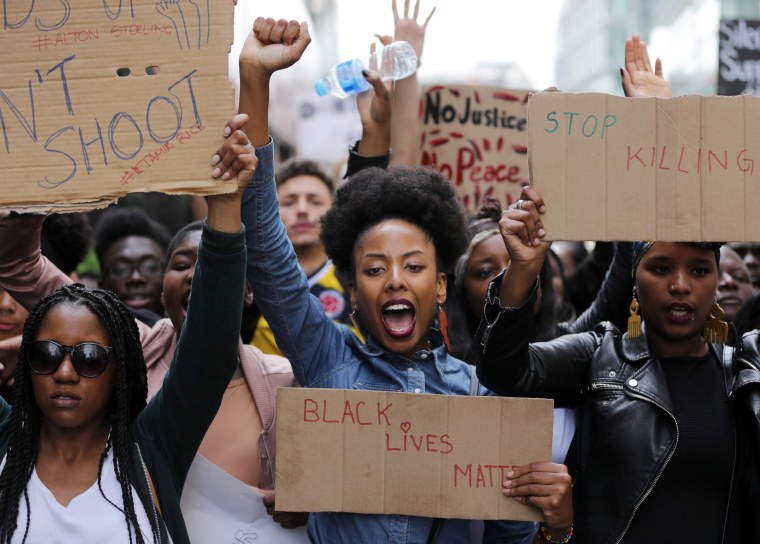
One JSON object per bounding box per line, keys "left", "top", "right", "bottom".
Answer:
{"left": 321, "top": 166, "right": 469, "bottom": 276}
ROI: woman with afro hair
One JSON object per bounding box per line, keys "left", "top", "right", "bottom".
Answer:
{"left": 243, "top": 148, "right": 573, "bottom": 542}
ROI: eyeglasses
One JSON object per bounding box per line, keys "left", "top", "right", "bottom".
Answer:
{"left": 106, "top": 260, "right": 163, "bottom": 280}
{"left": 26, "top": 340, "right": 113, "bottom": 378}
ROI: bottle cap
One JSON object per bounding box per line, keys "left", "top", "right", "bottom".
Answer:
{"left": 314, "top": 79, "right": 329, "bottom": 96}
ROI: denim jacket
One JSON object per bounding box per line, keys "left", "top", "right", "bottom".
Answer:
{"left": 243, "top": 141, "right": 500, "bottom": 543}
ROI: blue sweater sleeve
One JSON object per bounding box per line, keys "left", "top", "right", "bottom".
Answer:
{"left": 241, "top": 140, "right": 351, "bottom": 387}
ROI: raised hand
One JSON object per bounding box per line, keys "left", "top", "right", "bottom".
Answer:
{"left": 239, "top": 17, "right": 311, "bottom": 76}
{"left": 499, "top": 185, "right": 549, "bottom": 267}
{"left": 621, "top": 34, "right": 672, "bottom": 98}
{"left": 503, "top": 462, "right": 573, "bottom": 540}
{"left": 356, "top": 43, "right": 393, "bottom": 156}
{"left": 391, "top": 0, "right": 435, "bottom": 61}
{"left": 497, "top": 186, "right": 549, "bottom": 307}
{"left": 210, "top": 114, "right": 256, "bottom": 187}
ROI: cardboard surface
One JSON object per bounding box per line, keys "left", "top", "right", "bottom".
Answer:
{"left": 420, "top": 85, "right": 532, "bottom": 213}
{"left": 0, "top": 0, "right": 235, "bottom": 213}
{"left": 528, "top": 91, "right": 760, "bottom": 242}
{"left": 276, "top": 388, "right": 553, "bottom": 521}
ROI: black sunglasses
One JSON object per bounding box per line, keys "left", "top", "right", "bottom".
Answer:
{"left": 26, "top": 340, "right": 113, "bottom": 378}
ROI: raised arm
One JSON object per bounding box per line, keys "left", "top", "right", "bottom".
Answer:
{"left": 0, "top": 214, "right": 71, "bottom": 312}
{"left": 238, "top": 19, "right": 352, "bottom": 386}
{"left": 355, "top": 46, "right": 392, "bottom": 159}
{"left": 496, "top": 186, "right": 549, "bottom": 308}
{"left": 238, "top": 17, "right": 309, "bottom": 147}
{"left": 137, "top": 114, "right": 253, "bottom": 478}
{"left": 342, "top": 53, "right": 393, "bottom": 178}
{"left": 387, "top": 0, "right": 434, "bottom": 166}
{"left": 476, "top": 188, "right": 598, "bottom": 404}
{"left": 621, "top": 34, "right": 672, "bottom": 98}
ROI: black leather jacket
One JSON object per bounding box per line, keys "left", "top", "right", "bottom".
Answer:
{"left": 475, "top": 274, "right": 760, "bottom": 543}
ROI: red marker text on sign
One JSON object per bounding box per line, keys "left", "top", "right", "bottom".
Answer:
{"left": 385, "top": 432, "right": 453, "bottom": 454}
{"left": 454, "top": 464, "right": 518, "bottom": 488}
{"left": 625, "top": 145, "right": 755, "bottom": 175}
{"left": 303, "top": 398, "right": 393, "bottom": 426}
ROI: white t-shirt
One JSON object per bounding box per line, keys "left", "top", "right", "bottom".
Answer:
{"left": 5, "top": 449, "right": 157, "bottom": 544}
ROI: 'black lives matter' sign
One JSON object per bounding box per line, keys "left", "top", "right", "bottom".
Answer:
{"left": 719, "top": 19, "right": 760, "bottom": 96}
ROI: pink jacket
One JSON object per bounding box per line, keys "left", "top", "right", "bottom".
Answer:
{"left": 0, "top": 214, "right": 295, "bottom": 490}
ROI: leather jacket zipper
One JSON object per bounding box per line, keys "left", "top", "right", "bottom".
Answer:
{"left": 721, "top": 345, "right": 738, "bottom": 544}
{"left": 136, "top": 443, "right": 162, "bottom": 544}
{"left": 586, "top": 382, "right": 623, "bottom": 392}
{"left": 610, "top": 389, "right": 679, "bottom": 544}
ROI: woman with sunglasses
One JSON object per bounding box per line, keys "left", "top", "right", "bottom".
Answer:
{"left": 0, "top": 115, "right": 254, "bottom": 544}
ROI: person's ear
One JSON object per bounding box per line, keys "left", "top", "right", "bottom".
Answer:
{"left": 243, "top": 281, "right": 254, "bottom": 309}
{"left": 349, "top": 280, "right": 357, "bottom": 311}
{"left": 436, "top": 272, "right": 447, "bottom": 305}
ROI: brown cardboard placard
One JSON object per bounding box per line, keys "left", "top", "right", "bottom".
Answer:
{"left": 0, "top": 0, "right": 235, "bottom": 214}
{"left": 276, "top": 387, "right": 553, "bottom": 521}
{"left": 528, "top": 91, "right": 760, "bottom": 241}
{"left": 420, "top": 85, "right": 532, "bottom": 213}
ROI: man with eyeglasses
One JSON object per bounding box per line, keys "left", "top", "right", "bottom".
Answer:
{"left": 94, "top": 207, "right": 171, "bottom": 326}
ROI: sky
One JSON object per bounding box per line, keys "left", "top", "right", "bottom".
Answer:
{"left": 231, "top": 0, "right": 566, "bottom": 146}
{"left": 236, "top": 0, "right": 566, "bottom": 90}
{"left": 334, "top": 0, "right": 565, "bottom": 89}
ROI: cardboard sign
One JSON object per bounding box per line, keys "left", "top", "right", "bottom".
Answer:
{"left": 420, "top": 85, "right": 532, "bottom": 213}
{"left": 528, "top": 91, "right": 760, "bottom": 242}
{"left": 0, "top": 0, "right": 235, "bottom": 214}
{"left": 276, "top": 388, "right": 553, "bottom": 521}
{"left": 719, "top": 19, "right": 760, "bottom": 96}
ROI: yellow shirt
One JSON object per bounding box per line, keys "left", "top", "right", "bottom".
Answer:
{"left": 252, "top": 260, "right": 362, "bottom": 355}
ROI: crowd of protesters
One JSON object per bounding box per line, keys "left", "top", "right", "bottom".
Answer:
{"left": 0, "top": 2, "right": 758, "bottom": 543}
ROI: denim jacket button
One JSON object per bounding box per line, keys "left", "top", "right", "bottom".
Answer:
{"left": 407, "top": 367, "right": 414, "bottom": 372}
{"left": 608, "top": 371, "right": 616, "bottom": 378}
{"left": 414, "top": 388, "right": 421, "bottom": 394}
{"left": 628, "top": 379, "right": 638, "bottom": 387}
{"left": 420, "top": 353, "right": 429, "bottom": 359}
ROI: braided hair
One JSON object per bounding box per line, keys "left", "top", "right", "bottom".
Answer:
{"left": 0, "top": 284, "right": 159, "bottom": 544}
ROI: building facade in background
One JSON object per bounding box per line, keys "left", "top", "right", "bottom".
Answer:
{"left": 555, "top": 0, "right": 757, "bottom": 96}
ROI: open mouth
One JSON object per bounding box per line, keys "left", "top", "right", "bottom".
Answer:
{"left": 665, "top": 302, "right": 694, "bottom": 323}
{"left": 381, "top": 299, "right": 416, "bottom": 339}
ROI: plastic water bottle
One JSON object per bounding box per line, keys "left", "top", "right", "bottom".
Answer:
{"left": 314, "top": 41, "right": 418, "bottom": 98}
